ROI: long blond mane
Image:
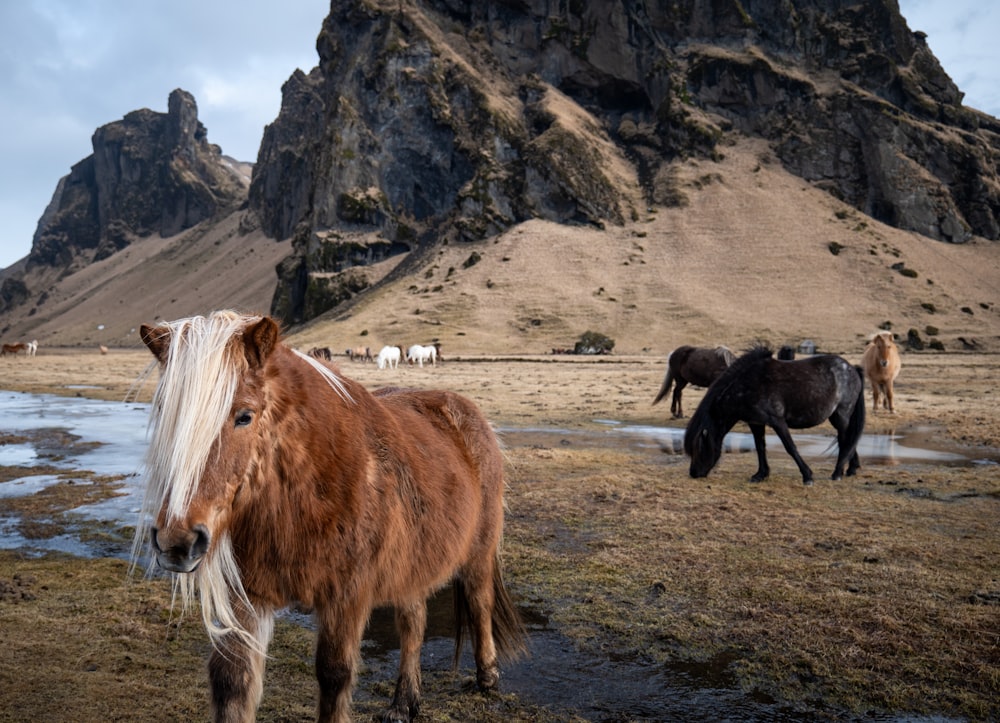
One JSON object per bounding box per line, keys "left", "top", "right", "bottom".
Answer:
{"left": 132, "top": 311, "right": 349, "bottom": 651}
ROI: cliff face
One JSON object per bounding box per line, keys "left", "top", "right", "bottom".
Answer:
{"left": 28, "top": 89, "right": 246, "bottom": 271}
{"left": 248, "top": 0, "right": 999, "bottom": 325}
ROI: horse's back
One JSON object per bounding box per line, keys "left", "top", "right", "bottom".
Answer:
{"left": 684, "top": 346, "right": 732, "bottom": 387}
{"left": 775, "top": 355, "right": 862, "bottom": 423}
{"left": 373, "top": 387, "right": 501, "bottom": 473}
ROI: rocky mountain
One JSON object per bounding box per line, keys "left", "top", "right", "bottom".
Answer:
{"left": 1, "top": 0, "right": 998, "bottom": 352}
{"left": 247, "top": 0, "right": 999, "bottom": 327}
{"left": 0, "top": 89, "right": 247, "bottom": 321}
{"left": 30, "top": 89, "right": 246, "bottom": 270}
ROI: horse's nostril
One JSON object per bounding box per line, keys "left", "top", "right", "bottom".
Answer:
{"left": 191, "top": 524, "right": 211, "bottom": 559}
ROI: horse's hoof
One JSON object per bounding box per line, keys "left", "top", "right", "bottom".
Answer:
{"left": 802, "top": 478, "right": 814, "bottom": 486}
{"left": 477, "top": 664, "right": 500, "bottom": 691}
{"left": 380, "top": 703, "right": 417, "bottom": 723}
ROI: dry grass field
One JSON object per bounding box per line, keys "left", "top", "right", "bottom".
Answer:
{"left": 1, "top": 344, "right": 998, "bottom": 721}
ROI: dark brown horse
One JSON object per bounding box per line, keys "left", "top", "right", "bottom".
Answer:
{"left": 652, "top": 345, "right": 735, "bottom": 418}
{"left": 1, "top": 342, "right": 28, "bottom": 356}
{"left": 684, "top": 346, "right": 865, "bottom": 485}
{"left": 133, "top": 311, "right": 525, "bottom": 723}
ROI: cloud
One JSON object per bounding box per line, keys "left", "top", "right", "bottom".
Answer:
{"left": 0, "top": 0, "right": 328, "bottom": 269}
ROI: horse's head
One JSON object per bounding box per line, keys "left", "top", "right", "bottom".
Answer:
{"left": 872, "top": 333, "right": 893, "bottom": 368}
{"left": 139, "top": 312, "right": 280, "bottom": 575}
{"left": 684, "top": 410, "right": 722, "bottom": 478}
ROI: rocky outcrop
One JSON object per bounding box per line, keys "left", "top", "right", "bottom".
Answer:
{"left": 28, "top": 89, "right": 246, "bottom": 270}
{"left": 249, "top": 0, "right": 999, "bottom": 325}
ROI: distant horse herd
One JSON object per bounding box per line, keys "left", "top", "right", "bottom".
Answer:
{"left": 117, "top": 310, "right": 909, "bottom": 722}
{"left": 307, "top": 341, "right": 442, "bottom": 369}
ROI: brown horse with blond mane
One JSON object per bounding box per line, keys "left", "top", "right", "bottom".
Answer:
{"left": 133, "top": 311, "right": 525, "bottom": 723}
{"left": 862, "top": 331, "right": 901, "bottom": 413}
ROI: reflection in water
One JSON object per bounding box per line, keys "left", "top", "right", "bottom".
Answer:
{"left": 502, "top": 421, "right": 984, "bottom": 467}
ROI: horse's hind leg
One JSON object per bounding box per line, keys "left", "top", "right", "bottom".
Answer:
{"left": 672, "top": 380, "right": 687, "bottom": 418}
{"left": 385, "top": 599, "right": 427, "bottom": 722}
{"left": 455, "top": 567, "right": 501, "bottom": 690}
{"left": 208, "top": 606, "right": 274, "bottom": 723}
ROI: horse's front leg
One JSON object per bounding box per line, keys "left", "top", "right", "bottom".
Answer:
{"left": 749, "top": 423, "right": 770, "bottom": 482}
{"left": 885, "top": 380, "right": 895, "bottom": 414}
{"left": 871, "top": 383, "right": 882, "bottom": 412}
{"left": 769, "top": 420, "right": 814, "bottom": 485}
{"left": 208, "top": 604, "right": 275, "bottom": 723}
{"left": 384, "top": 599, "right": 428, "bottom": 722}
{"left": 315, "top": 602, "right": 369, "bottom": 723}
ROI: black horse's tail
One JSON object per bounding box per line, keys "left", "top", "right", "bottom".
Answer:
{"left": 847, "top": 365, "right": 867, "bottom": 456}
{"left": 652, "top": 367, "right": 675, "bottom": 406}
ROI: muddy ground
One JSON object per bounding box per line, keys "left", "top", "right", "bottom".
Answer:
{"left": 1, "top": 348, "right": 998, "bottom": 721}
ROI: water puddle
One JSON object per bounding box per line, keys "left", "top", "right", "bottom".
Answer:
{"left": 0, "top": 392, "right": 981, "bottom": 721}
{"left": 500, "top": 420, "right": 995, "bottom": 467}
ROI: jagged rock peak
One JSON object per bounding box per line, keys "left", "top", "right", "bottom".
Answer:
{"left": 28, "top": 89, "right": 247, "bottom": 270}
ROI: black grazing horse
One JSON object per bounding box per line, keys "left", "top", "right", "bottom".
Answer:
{"left": 652, "top": 345, "right": 736, "bottom": 418}
{"left": 684, "top": 346, "right": 865, "bottom": 485}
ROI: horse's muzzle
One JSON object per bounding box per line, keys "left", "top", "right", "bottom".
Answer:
{"left": 151, "top": 523, "right": 210, "bottom": 573}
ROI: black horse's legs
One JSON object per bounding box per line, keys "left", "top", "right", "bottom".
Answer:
{"left": 385, "top": 599, "right": 427, "bottom": 722}
{"left": 770, "top": 420, "right": 814, "bottom": 485}
{"left": 846, "top": 450, "right": 861, "bottom": 476}
{"left": 208, "top": 605, "right": 274, "bottom": 723}
{"left": 672, "top": 380, "right": 688, "bottom": 418}
{"left": 749, "top": 423, "right": 770, "bottom": 482}
{"left": 315, "top": 603, "right": 368, "bottom": 723}
{"left": 832, "top": 423, "right": 862, "bottom": 479}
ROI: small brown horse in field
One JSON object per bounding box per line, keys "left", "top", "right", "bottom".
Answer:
{"left": 1, "top": 342, "right": 28, "bottom": 356}
{"left": 134, "top": 311, "right": 525, "bottom": 723}
{"left": 862, "top": 331, "right": 901, "bottom": 413}
{"left": 653, "top": 345, "right": 735, "bottom": 418}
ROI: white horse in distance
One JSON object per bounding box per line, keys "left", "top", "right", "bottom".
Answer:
{"left": 406, "top": 344, "right": 437, "bottom": 368}
{"left": 376, "top": 345, "right": 402, "bottom": 370}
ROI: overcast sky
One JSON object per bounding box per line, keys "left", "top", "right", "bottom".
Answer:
{"left": 1, "top": 1, "right": 997, "bottom": 270}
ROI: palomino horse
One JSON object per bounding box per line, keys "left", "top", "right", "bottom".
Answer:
{"left": 862, "top": 331, "right": 901, "bottom": 413}
{"left": 376, "top": 345, "right": 402, "bottom": 370}
{"left": 346, "top": 345, "right": 373, "bottom": 362}
{"left": 685, "top": 346, "right": 865, "bottom": 485}
{"left": 133, "top": 311, "right": 525, "bottom": 723}
{"left": 652, "top": 345, "right": 735, "bottom": 418}
{"left": 406, "top": 343, "right": 438, "bottom": 367}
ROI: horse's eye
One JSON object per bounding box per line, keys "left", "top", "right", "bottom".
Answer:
{"left": 234, "top": 409, "right": 254, "bottom": 428}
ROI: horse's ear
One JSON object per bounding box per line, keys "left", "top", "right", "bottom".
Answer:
{"left": 140, "top": 324, "right": 171, "bottom": 364}
{"left": 243, "top": 316, "right": 281, "bottom": 369}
